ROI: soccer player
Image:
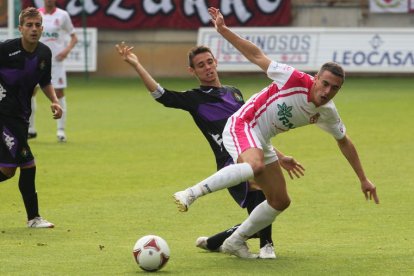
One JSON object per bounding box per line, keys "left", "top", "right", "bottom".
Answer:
{"left": 173, "top": 7, "right": 380, "bottom": 258}
{"left": 115, "top": 42, "right": 305, "bottom": 258}
{"left": 28, "top": 0, "right": 78, "bottom": 142}
{"left": 0, "top": 7, "right": 62, "bottom": 227}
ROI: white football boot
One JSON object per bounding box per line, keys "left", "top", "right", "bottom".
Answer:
{"left": 173, "top": 190, "right": 195, "bottom": 212}
{"left": 57, "top": 129, "right": 67, "bottom": 142}
{"left": 259, "top": 243, "right": 276, "bottom": 259}
{"left": 195, "top": 237, "right": 209, "bottom": 250}
{"left": 221, "top": 238, "right": 258, "bottom": 259}
{"left": 27, "top": 217, "right": 54, "bottom": 228}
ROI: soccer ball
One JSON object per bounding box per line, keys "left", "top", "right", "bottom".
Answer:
{"left": 132, "top": 235, "right": 170, "bottom": 272}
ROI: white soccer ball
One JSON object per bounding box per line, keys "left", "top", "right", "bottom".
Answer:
{"left": 132, "top": 235, "right": 170, "bottom": 272}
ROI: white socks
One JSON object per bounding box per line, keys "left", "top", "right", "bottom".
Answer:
{"left": 28, "top": 96, "right": 36, "bottom": 133}
{"left": 231, "top": 201, "right": 281, "bottom": 241}
{"left": 57, "top": 96, "right": 67, "bottom": 131}
{"left": 185, "top": 163, "right": 282, "bottom": 242}
{"left": 188, "top": 163, "right": 254, "bottom": 198}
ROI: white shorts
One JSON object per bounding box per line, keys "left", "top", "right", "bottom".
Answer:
{"left": 51, "top": 61, "right": 67, "bottom": 89}
{"left": 223, "top": 117, "right": 278, "bottom": 165}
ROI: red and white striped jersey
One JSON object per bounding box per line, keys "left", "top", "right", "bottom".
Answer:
{"left": 232, "top": 61, "right": 346, "bottom": 141}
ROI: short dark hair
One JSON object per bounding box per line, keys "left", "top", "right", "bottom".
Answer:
{"left": 319, "top": 62, "right": 345, "bottom": 83}
{"left": 187, "top": 46, "right": 215, "bottom": 68}
{"left": 19, "top": 7, "right": 42, "bottom": 26}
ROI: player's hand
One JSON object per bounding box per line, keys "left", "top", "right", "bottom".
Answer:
{"left": 55, "top": 52, "right": 67, "bottom": 62}
{"left": 208, "top": 7, "right": 226, "bottom": 31}
{"left": 279, "top": 156, "right": 305, "bottom": 180}
{"left": 51, "top": 102, "right": 62, "bottom": 119}
{"left": 361, "top": 179, "right": 379, "bottom": 204}
{"left": 115, "top": 41, "right": 138, "bottom": 67}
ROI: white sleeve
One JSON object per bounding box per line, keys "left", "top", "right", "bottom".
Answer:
{"left": 150, "top": 84, "right": 164, "bottom": 99}
{"left": 266, "top": 60, "right": 295, "bottom": 89}
{"left": 316, "top": 102, "right": 346, "bottom": 140}
{"left": 63, "top": 11, "right": 76, "bottom": 35}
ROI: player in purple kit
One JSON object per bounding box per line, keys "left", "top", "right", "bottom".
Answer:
{"left": 0, "top": 7, "right": 62, "bottom": 228}
{"left": 173, "top": 7, "right": 380, "bottom": 258}
{"left": 115, "top": 42, "right": 305, "bottom": 258}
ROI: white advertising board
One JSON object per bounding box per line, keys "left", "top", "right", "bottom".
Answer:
{"left": 64, "top": 28, "right": 97, "bottom": 72}
{"left": 0, "top": 27, "right": 97, "bottom": 72}
{"left": 198, "top": 27, "right": 414, "bottom": 73}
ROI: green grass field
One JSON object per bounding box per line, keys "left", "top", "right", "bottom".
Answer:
{"left": 1, "top": 75, "right": 413, "bottom": 275}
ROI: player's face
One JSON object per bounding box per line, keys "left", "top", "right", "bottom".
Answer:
{"left": 44, "top": 0, "right": 57, "bottom": 8}
{"left": 310, "top": 70, "right": 343, "bottom": 107}
{"left": 189, "top": 52, "right": 219, "bottom": 86}
{"left": 19, "top": 16, "right": 43, "bottom": 47}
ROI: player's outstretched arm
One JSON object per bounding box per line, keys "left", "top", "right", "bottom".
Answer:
{"left": 115, "top": 41, "right": 158, "bottom": 92}
{"left": 208, "top": 7, "right": 271, "bottom": 72}
{"left": 336, "top": 135, "right": 379, "bottom": 204}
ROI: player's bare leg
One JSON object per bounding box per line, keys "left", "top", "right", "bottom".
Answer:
{"left": 222, "top": 159, "right": 289, "bottom": 258}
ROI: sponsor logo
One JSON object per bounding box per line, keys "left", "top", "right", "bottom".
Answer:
{"left": 210, "top": 133, "right": 224, "bottom": 151}
{"left": 0, "top": 83, "right": 6, "bottom": 101}
{"left": 41, "top": 32, "right": 59, "bottom": 39}
{"left": 277, "top": 102, "right": 295, "bottom": 129}
{"left": 8, "top": 50, "right": 20, "bottom": 56}
{"left": 333, "top": 34, "right": 414, "bottom": 67}
{"left": 374, "top": 0, "right": 404, "bottom": 8}
{"left": 3, "top": 131, "right": 15, "bottom": 151}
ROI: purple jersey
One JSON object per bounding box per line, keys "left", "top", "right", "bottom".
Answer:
{"left": 153, "top": 85, "right": 250, "bottom": 207}
{"left": 0, "top": 38, "right": 52, "bottom": 121}
{"left": 153, "top": 85, "right": 244, "bottom": 168}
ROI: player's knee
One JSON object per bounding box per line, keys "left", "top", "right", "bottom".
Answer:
{"left": 249, "top": 161, "right": 266, "bottom": 176}
{"left": 238, "top": 149, "right": 265, "bottom": 175}
{"left": 268, "top": 197, "right": 291, "bottom": 211}
{"left": 282, "top": 198, "right": 291, "bottom": 210}
{"left": 0, "top": 168, "right": 16, "bottom": 181}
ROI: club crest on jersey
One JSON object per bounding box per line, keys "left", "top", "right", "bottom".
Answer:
{"left": 21, "top": 147, "right": 29, "bottom": 158}
{"left": 39, "top": 60, "right": 46, "bottom": 71}
{"left": 277, "top": 103, "right": 295, "bottom": 129}
{"left": 309, "top": 113, "right": 320, "bottom": 124}
{"left": 232, "top": 91, "right": 243, "bottom": 102}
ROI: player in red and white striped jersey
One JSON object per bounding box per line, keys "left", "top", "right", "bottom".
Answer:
{"left": 173, "top": 7, "right": 379, "bottom": 259}
{"left": 29, "top": 0, "right": 78, "bottom": 142}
